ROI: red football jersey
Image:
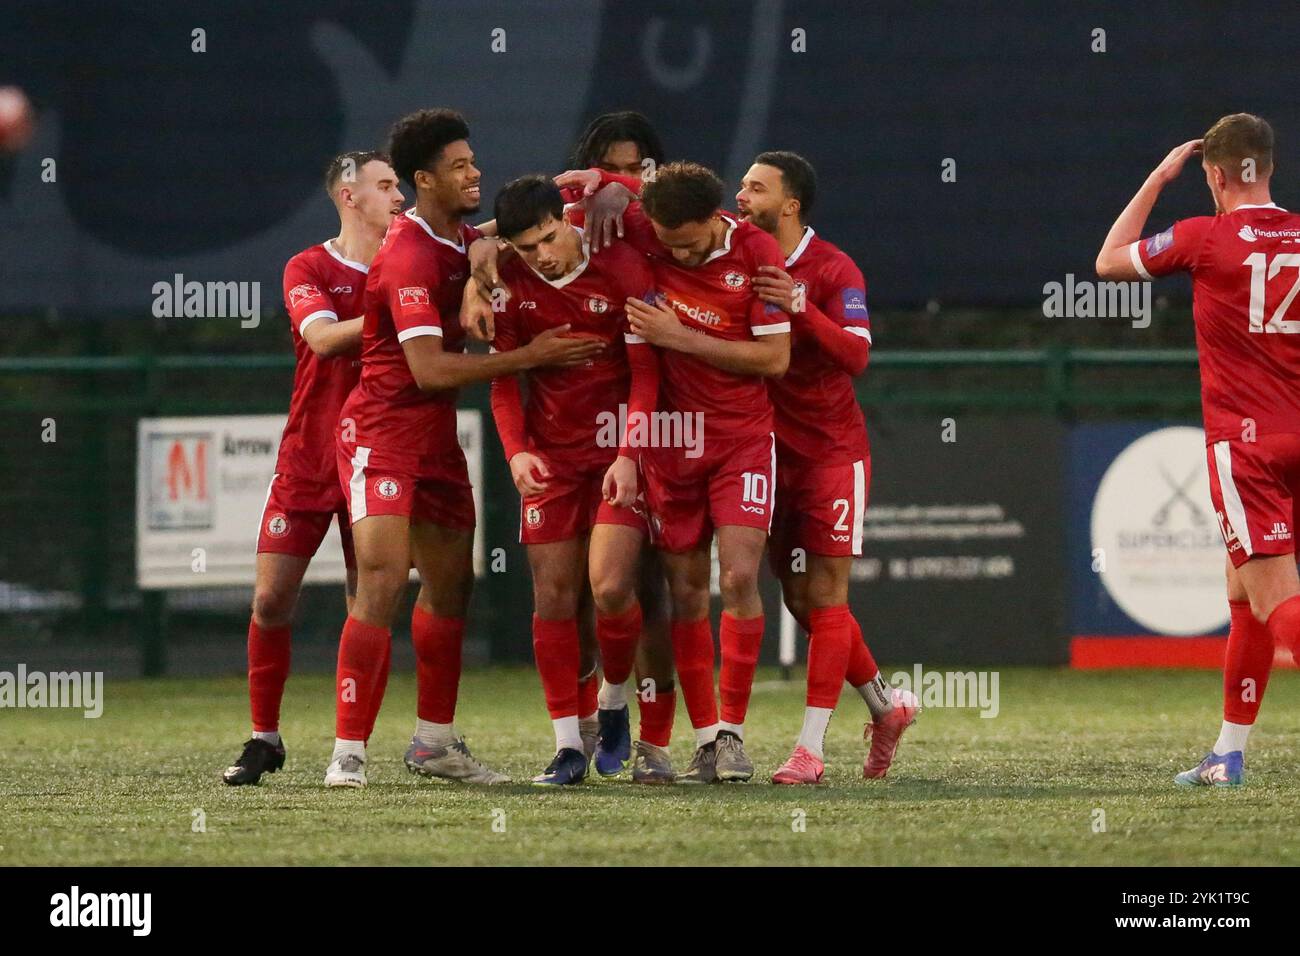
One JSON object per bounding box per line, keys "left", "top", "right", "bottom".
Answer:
{"left": 774, "top": 227, "right": 871, "bottom": 464}
{"left": 277, "top": 240, "right": 367, "bottom": 479}
{"left": 1133, "top": 203, "right": 1300, "bottom": 444}
{"left": 492, "top": 235, "right": 656, "bottom": 464}
{"left": 615, "top": 203, "right": 790, "bottom": 442}
{"left": 341, "top": 209, "right": 479, "bottom": 464}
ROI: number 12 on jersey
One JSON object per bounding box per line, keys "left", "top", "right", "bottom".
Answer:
{"left": 1244, "top": 252, "right": 1300, "bottom": 333}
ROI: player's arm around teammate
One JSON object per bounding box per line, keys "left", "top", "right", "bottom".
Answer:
{"left": 327, "top": 111, "right": 603, "bottom": 789}
{"left": 224, "top": 152, "right": 403, "bottom": 787}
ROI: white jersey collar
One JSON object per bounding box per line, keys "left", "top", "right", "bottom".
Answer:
{"left": 785, "top": 226, "right": 816, "bottom": 267}
{"left": 405, "top": 208, "right": 468, "bottom": 253}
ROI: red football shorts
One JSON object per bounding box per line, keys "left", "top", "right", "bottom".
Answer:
{"left": 256, "top": 472, "right": 355, "bottom": 566}
{"left": 770, "top": 456, "right": 869, "bottom": 571}
{"left": 1207, "top": 433, "right": 1300, "bottom": 568}
{"left": 336, "top": 439, "right": 476, "bottom": 531}
{"left": 518, "top": 453, "right": 647, "bottom": 545}
{"left": 641, "top": 432, "right": 776, "bottom": 553}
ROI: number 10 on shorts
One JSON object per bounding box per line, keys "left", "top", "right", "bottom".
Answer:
{"left": 742, "top": 471, "right": 769, "bottom": 506}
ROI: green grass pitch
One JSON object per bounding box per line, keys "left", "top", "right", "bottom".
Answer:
{"left": 3, "top": 666, "right": 1298, "bottom": 866}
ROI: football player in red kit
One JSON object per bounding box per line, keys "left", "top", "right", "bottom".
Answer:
{"left": 1097, "top": 114, "right": 1300, "bottom": 787}
{"left": 478, "top": 175, "right": 665, "bottom": 784}
{"left": 558, "top": 161, "right": 792, "bottom": 783}
{"left": 735, "top": 152, "right": 920, "bottom": 784}
{"left": 223, "top": 151, "right": 403, "bottom": 786}
{"left": 325, "top": 110, "right": 603, "bottom": 787}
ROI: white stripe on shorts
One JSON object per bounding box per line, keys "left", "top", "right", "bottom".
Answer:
{"left": 851, "top": 459, "right": 866, "bottom": 556}
{"left": 257, "top": 473, "right": 279, "bottom": 546}
{"left": 348, "top": 446, "right": 372, "bottom": 524}
{"left": 1213, "top": 440, "right": 1253, "bottom": 558}
{"left": 768, "top": 432, "right": 777, "bottom": 534}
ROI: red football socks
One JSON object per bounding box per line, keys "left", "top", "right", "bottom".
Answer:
{"left": 247, "top": 619, "right": 292, "bottom": 733}
{"left": 532, "top": 614, "right": 580, "bottom": 719}
{"left": 671, "top": 618, "right": 718, "bottom": 729}
{"left": 365, "top": 634, "right": 392, "bottom": 742}
{"left": 807, "top": 605, "right": 853, "bottom": 709}
{"left": 638, "top": 685, "right": 676, "bottom": 748}
{"left": 844, "top": 614, "right": 881, "bottom": 686}
{"left": 1266, "top": 593, "right": 1300, "bottom": 665}
{"left": 335, "top": 615, "right": 390, "bottom": 741}
{"left": 596, "top": 601, "right": 642, "bottom": 686}
{"left": 719, "top": 612, "right": 764, "bottom": 726}
{"left": 1224, "top": 599, "right": 1274, "bottom": 724}
{"left": 411, "top": 605, "right": 463, "bottom": 724}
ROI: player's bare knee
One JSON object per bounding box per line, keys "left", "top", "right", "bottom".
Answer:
{"left": 669, "top": 585, "right": 710, "bottom": 622}
{"left": 591, "top": 572, "right": 636, "bottom": 616}
{"left": 718, "top": 565, "right": 759, "bottom": 609}
{"left": 806, "top": 577, "right": 847, "bottom": 611}
{"left": 534, "top": 579, "right": 581, "bottom": 621}
{"left": 252, "top": 588, "right": 296, "bottom": 628}
{"left": 357, "top": 566, "right": 407, "bottom": 617}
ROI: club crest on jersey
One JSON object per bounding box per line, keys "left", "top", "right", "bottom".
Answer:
{"left": 374, "top": 477, "right": 402, "bottom": 500}
{"left": 398, "top": 286, "right": 430, "bottom": 308}
{"left": 265, "top": 513, "right": 290, "bottom": 537}
{"left": 1145, "top": 227, "right": 1174, "bottom": 257}
{"left": 722, "top": 271, "right": 748, "bottom": 290}
{"left": 586, "top": 294, "right": 610, "bottom": 314}
{"left": 525, "top": 505, "right": 544, "bottom": 528}
{"left": 287, "top": 283, "right": 321, "bottom": 308}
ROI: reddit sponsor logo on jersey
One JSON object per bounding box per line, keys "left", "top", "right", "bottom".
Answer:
{"left": 1145, "top": 227, "right": 1174, "bottom": 258}
{"left": 1264, "top": 521, "right": 1291, "bottom": 542}
{"left": 398, "top": 286, "right": 431, "bottom": 309}
{"left": 525, "top": 505, "right": 544, "bottom": 529}
{"left": 722, "top": 271, "right": 748, "bottom": 291}
{"left": 374, "top": 477, "right": 402, "bottom": 500}
{"left": 668, "top": 295, "right": 724, "bottom": 327}
{"left": 586, "top": 295, "right": 610, "bottom": 314}
{"left": 265, "top": 513, "right": 290, "bottom": 537}
{"left": 288, "top": 283, "right": 322, "bottom": 308}
{"left": 1238, "top": 225, "right": 1258, "bottom": 243}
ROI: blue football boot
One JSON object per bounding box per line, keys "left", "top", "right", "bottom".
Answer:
{"left": 1174, "top": 751, "right": 1244, "bottom": 788}
{"left": 594, "top": 705, "right": 632, "bottom": 776}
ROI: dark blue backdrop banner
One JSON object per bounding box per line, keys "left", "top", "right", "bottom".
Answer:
{"left": 1, "top": 0, "right": 1296, "bottom": 314}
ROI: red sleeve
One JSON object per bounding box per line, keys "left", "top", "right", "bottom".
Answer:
{"left": 283, "top": 255, "right": 339, "bottom": 337}
{"left": 619, "top": 342, "right": 660, "bottom": 460}
{"left": 384, "top": 243, "right": 444, "bottom": 343}
{"left": 799, "top": 256, "right": 871, "bottom": 375}
{"left": 746, "top": 230, "right": 792, "bottom": 338}
{"left": 488, "top": 302, "right": 527, "bottom": 461}
{"left": 1130, "top": 217, "right": 1214, "bottom": 279}
{"left": 615, "top": 245, "right": 657, "bottom": 305}
{"left": 595, "top": 169, "right": 644, "bottom": 194}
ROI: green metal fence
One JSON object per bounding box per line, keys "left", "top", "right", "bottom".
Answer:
{"left": 0, "top": 349, "right": 1203, "bottom": 675}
